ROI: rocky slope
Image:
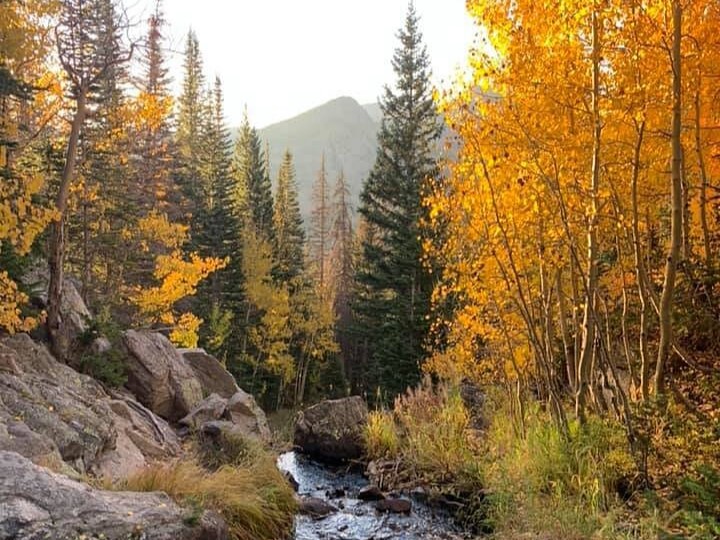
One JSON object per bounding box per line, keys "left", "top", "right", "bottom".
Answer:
{"left": 0, "top": 278, "right": 271, "bottom": 538}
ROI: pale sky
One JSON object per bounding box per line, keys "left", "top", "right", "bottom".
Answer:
{"left": 132, "top": 1, "right": 476, "bottom": 128}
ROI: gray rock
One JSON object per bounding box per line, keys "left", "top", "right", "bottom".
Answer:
{"left": 376, "top": 497, "right": 412, "bottom": 514}
{"left": 122, "top": 330, "right": 203, "bottom": 421}
{"left": 358, "top": 484, "right": 385, "bottom": 501}
{"left": 20, "top": 264, "right": 91, "bottom": 348}
{"left": 298, "top": 496, "right": 337, "bottom": 518}
{"left": 94, "top": 392, "right": 181, "bottom": 480}
{"left": 294, "top": 396, "right": 368, "bottom": 461}
{"left": 179, "top": 393, "right": 229, "bottom": 430}
{"left": 0, "top": 451, "right": 227, "bottom": 539}
{"left": 0, "top": 334, "right": 115, "bottom": 471}
{"left": 179, "top": 348, "right": 240, "bottom": 398}
{"left": 0, "top": 334, "right": 181, "bottom": 479}
{"left": 226, "top": 390, "right": 271, "bottom": 441}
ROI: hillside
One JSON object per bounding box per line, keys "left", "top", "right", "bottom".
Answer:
{"left": 258, "top": 96, "right": 380, "bottom": 221}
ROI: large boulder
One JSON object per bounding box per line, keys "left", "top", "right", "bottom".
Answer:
{"left": 0, "top": 451, "right": 227, "bottom": 539}
{"left": 179, "top": 348, "right": 240, "bottom": 398}
{"left": 122, "top": 330, "right": 203, "bottom": 421}
{"left": 181, "top": 390, "right": 271, "bottom": 442}
{"left": 94, "top": 391, "right": 181, "bottom": 480}
{"left": 294, "top": 396, "right": 368, "bottom": 461}
{"left": 0, "top": 334, "right": 115, "bottom": 472}
{"left": 0, "top": 334, "right": 181, "bottom": 479}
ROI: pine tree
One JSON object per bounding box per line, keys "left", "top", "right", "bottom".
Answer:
{"left": 355, "top": 3, "right": 441, "bottom": 398}
{"left": 309, "top": 154, "right": 331, "bottom": 290}
{"left": 175, "top": 30, "right": 205, "bottom": 211}
{"left": 330, "top": 170, "right": 356, "bottom": 381}
{"left": 232, "top": 112, "right": 274, "bottom": 241}
{"left": 273, "top": 150, "right": 306, "bottom": 284}
{"left": 135, "top": 2, "right": 175, "bottom": 213}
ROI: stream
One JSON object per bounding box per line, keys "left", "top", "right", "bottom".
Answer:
{"left": 278, "top": 452, "right": 472, "bottom": 540}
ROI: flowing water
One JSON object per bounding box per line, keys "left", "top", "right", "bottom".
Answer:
{"left": 278, "top": 451, "right": 472, "bottom": 540}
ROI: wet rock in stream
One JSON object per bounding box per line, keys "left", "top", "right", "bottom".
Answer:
{"left": 278, "top": 451, "right": 471, "bottom": 540}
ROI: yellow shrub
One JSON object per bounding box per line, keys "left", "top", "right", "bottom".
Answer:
{"left": 365, "top": 410, "right": 400, "bottom": 460}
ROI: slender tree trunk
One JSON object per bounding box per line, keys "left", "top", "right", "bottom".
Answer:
{"left": 556, "top": 268, "right": 574, "bottom": 390}
{"left": 681, "top": 145, "right": 691, "bottom": 261}
{"left": 48, "top": 89, "right": 88, "bottom": 359}
{"left": 629, "top": 121, "right": 653, "bottom": 401}
{"left": 695, "top": 86, "right": 712, "bottom": 267}
{"left": 576, "top": 9, "right": 602, "bottom": 421}
{"left": 655, "top": 1, "right": 683, "bottom": 396}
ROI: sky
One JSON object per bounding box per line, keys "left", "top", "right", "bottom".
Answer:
{"left": 132, "top": 1, "right": 477, "bottom": 128}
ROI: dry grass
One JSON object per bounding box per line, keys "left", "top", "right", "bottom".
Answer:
{"left": 113, "top": 451, "right": 296, "bottom": 540}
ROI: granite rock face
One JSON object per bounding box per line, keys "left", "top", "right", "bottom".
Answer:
{"left": 122, "top": 330, "right": 203, "bottom": 421}
{"left": 294, "top": 396, "right": 368, "bottom": 461}
{"left": 0, "top": 451, "right": 228, "bottom": 540}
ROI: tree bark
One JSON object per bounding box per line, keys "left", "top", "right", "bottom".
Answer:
{"left": 655, "top": 1, "right": 683, "bottom": 397}
{"left": 47, "top": 89, "right": 87, "bottom": 359}
{"left": 576, "top": 8, "right": 602, "bottom": 421}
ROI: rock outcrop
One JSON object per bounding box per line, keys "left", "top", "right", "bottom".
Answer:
{"left": 0, "top": 451, "right": 227, "bottom": 539}
{"left": 294, "top": 396, "right": 368, "bottom": 461}
{"left": 0, "top": 334, "right": 180, "bottom": 478}
{"left": 20, "top": 264, "right": 91, "bottom": 349}
{"left": 0, "top": 334, "right": 114, "bottom": 472}
{"left": 122, "top": 330, "right": 203, "bottom": 421}
{"left": 179, "top": 348, "right": 240, "bottom": 398}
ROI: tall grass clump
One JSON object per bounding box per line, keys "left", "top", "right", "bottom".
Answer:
{"left": 114, "top": 450, "right": 296, "bottom": 540}
{"left": 365, "top": 409, "right": 400, "bottom": 459}
{"left": 364, "top": 379, "right": 485, "bottom": 528}
{"left": 481, "top": 395, "right": 638, "bottom": 538}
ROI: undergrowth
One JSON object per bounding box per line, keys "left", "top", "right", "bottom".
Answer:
{"left": 110, "top": 432, "right": 296, "bottom": 540}
{"left": 366, "top": 382, "right": 720, "bottom": 539}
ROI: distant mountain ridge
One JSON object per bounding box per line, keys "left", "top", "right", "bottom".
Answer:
{"left": 256, "top": 96, "right": 380, "bottom": 222}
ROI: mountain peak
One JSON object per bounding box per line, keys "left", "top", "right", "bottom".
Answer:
{"left": 257, "top": 97, "right": 380, "bottom": 222}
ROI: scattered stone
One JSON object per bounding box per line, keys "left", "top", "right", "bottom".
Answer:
{"left": 376, "top": 497, "right": 412, "bottom": 514}
{"left": 284, "top": 471, "right": 300, "bottom": 491}
{"left": 298, "top": 496, "right": 337, "bottom": 518}
{"left": 0, "top": 451, "right": 226, "bottom": 539}
{"left": 358, "top": 484, "right": 385, "bottom": 501}
{"left": 327, "top": 487, "right": 346, "bottom": 498}
{"left": 410, "top": 486, "right": 428, "bottom": 502}
{"left": 179, "top": 393, "right": 229, "bottom": 429}
{"left": 294, "top": 396, "right": 368, "bottom": 461}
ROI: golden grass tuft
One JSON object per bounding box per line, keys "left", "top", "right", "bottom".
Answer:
{"left": 114, "top": 452, "right": 296, "bottom": 540}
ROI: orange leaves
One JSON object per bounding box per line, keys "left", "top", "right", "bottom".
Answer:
{"left": 130, "top": 251, "right": 226, "bottom": 346}
{"left": 131, "top": 92, "right": 174, "bottom": 134}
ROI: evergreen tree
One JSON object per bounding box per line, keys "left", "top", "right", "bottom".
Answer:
{"left": 309, "top": 154, "right": 331, "bottom": 290}
{"left": 330, "top": 170, "right": 356, "bottom": 381}
{"left": 355, "top": 3, "right": 441, "bottom": 398}
{"left": 135, "top": 2, "right": 175, "bottom": 214}
{"left": 175, "top": 30, "right": 205, "bottom": 210}
{"left": 273, "top": 150, "right": 306, "bottom": 283}
{"left": 232, "top": 112, "right": 274, "bottom": 241}
{"left": 66, "top": 0, "right": 131, "bottom": 304}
